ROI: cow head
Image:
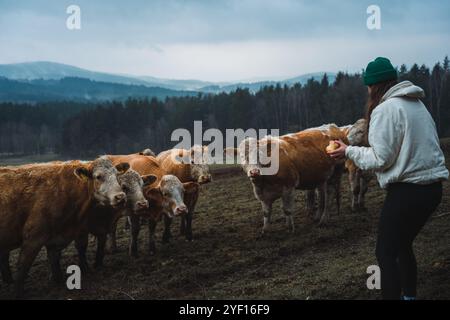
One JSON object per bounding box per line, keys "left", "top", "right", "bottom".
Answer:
{"left": 145, "top": 175, "right": 199, "bottom": 218}
{"left": 177, "top": 145, "right": 212, "bottom": 184}
{"left": 347, "top": 119, "right": 368, "bottom": 146}
{"left": 238, "top": 137, "right": 263, "bottom": 180}
{"left": 237, "top": 137, "right": 280, "bottom": 180}
{"left": 139, "top": 148, "right": 156, "bottom": 157}
{"left": 118, "top": 169, "right": 157, "bottom": 213}
{"left": 74, "top": 156, "right": 130, "bottom": 208}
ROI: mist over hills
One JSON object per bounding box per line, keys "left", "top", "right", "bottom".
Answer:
{"left": 0, "top": 61, "right": 336, "bottom": 102}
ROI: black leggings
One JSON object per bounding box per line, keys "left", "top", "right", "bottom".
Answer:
{"left": 376, "top": 181, "right": 442, "bottom": 300}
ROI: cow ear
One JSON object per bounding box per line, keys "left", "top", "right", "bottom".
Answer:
{"left": 183, "top": 182, "right": 199, "bottom": 195}
{"left": 115, "top": 162, "right": 130, "bottom": 175}
{"left": 145, "top": 186, "right": 162, "bottom": 200}
{"left": 141, "top": 174, "right": 157, "bottom": 187}
{"left": 74, "top": 167, "right": 92, "bottom": 181}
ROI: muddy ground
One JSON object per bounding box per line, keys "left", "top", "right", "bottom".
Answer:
{"left": 0, "top": 141, "right": 449, "bottom": 300}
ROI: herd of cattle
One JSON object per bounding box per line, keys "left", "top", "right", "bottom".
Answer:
{"left": 0, "top": 118, "right": 371, "bottom": 297}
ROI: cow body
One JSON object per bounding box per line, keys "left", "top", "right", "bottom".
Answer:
{"left": 0, "top": 157, "right": 128, "bottom": 296}
{"left": 235, "top": 127, "right": 348, "bottom": 232}
{"left": 304, "top": 124, "right": 349, "bottom": 219}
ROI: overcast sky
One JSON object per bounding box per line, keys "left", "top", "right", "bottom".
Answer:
{"left": 0, "top": 0, "right": 449, "bottom": 81}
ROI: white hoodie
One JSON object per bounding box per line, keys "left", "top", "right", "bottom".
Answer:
{"left": 345, "top": 81, "right": 449, "bottom": 188}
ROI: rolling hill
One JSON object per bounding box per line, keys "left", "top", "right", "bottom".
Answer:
{"left": 0, "top": 61, "right": 336, "bottom": 94}
{"left": 0, "top": 77, "right": 198, "bottom": 103}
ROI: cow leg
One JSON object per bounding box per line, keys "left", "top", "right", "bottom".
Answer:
{"left": 46, "top": 245, "right": 63, "bottom": 283}
{"left": 94, "top": 233, "right": 107, "bottom": 269}
{"left": 0, "top": 252, "right": 13, "bottom": 284}
{"left": 148, "top": 218, "right": 158, "bottom": 255}
{"left": 182, "top": 191, "right": 198, "bottom": 241}
{"left": 349, "top": 170, "right": 361, "bottom": 212}
{"left": 162, "top": 215, "right": 173, "bottom": 243}
{"left": 75, "top": 233, "right": 90, "bottom": 273}
{"left": 282, "top": 189, "right": 295, "bottom": 233}
{"left": 184, "top": 212, "right": 194, "bottom": 241}
{"left": 124, "top": 217, "right": 130, "bottom": 231}
{"left": 15, "top": 240, "right": 44, "bottom": 297}
{"left": 358, "top": 175, "right": 369, "bottom": 212}
{"left": 261, "top": 200, "right": 273, "bottom": 234}
{"left": 334, "top": 170, "right": 342, "bottom": 215}
{"left": 129, "top": 215, "right": 141, "bottom": 258}
{"left": 314, "top": 187, "right": 324, "bottom": 221}
{"left": 306, "top": 190, "right": 316, "bottom": 217}
{"left": 180, "top": 215, "right": 186, "bottom": 236}
{"left": 317, "top": 182, "right": 330, "bottom": 226}
{"left": 106, "top": 218, "right": 119, "bottom": 254}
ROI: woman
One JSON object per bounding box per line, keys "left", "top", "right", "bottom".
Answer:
{"left": 329, "top": 57, "right": 449, "bottom": 300}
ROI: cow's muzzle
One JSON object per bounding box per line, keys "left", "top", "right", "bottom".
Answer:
{"left": 174, "top": 205, "right": 188, "bottom": 216}
{"left": 198, "top": 174, "right": 212, "bottom": 184}
{"left": 112, "top": 192, "right": 127, "bottom": 208}
{"left": 248, "top": 168, "right": 261, "bottom": 178}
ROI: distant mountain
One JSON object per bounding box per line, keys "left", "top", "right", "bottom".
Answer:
{"left": 0, "top": 77, "right": 198, "bottom": 103}
{"left": 0, "top": 62, "right": 335, "bottom": 93}
{"left": 199, "top": 72, "right": 336, "bottom": 93}
{"left": 136, "top": 76, "right": 217, "bottom": 91}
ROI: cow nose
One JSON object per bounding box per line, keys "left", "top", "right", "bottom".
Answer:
{"left": 249, "top": 168, "right": 261, "bottom": 177}
{"left": 175, "top": 205, "right": 188, "bottom": 215}
{"left": 199, "top": 175, "right": 212, "bottom": 183}
{"left": 136, "top": 200, "right": 149, "bottom": 209}
{"left": 114, "top": 192, "right": 126, "bottom": 204}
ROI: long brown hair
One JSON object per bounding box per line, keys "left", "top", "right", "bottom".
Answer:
{"left": 365, "top": 79, "right": 398, "bottom": 138}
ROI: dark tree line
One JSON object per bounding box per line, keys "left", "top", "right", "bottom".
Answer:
{"left": 1, "top": 58, "right": 449, "bottom": 158}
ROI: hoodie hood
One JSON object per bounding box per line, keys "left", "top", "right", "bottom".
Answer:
{"left": 381, "top": 80, "right": 425, "bottom": 103}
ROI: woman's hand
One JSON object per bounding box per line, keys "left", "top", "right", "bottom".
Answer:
{"left": 328, "top": 140, "right": 348, "bottom": 160}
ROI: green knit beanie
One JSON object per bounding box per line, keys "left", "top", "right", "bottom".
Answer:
{"left": 363, "top": 57, "right": 398, "bottom": 86}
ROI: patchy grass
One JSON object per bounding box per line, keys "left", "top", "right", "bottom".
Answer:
{"left": 0, "top": 142, "right": 449, "bottom": 300}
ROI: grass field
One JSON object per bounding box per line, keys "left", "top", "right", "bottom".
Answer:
{"left": 0, "top": 141, "right": 449, "bottom": 300}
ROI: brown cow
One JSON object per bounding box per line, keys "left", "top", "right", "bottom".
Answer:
{"left": 304, "top": 124, "right": 349, "bottom": 219}
{"left": 0, "top": 156, "right": 129, "bottom": 296}
{"left": 74, "top": 169, "right": 157, "bottom": 271}
{"left": 229, "top": 128, "right": 349, "bottom": 232}
{"left": 108, "top": 154, "right": 199, "bottom": 256}
{"left": 156, "top": 145, "right": 212, "bottom": 241}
